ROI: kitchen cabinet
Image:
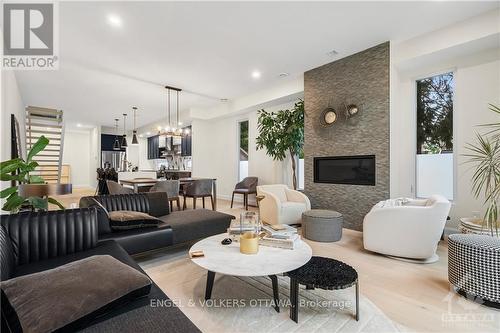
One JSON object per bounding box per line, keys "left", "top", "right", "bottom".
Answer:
{"left": 147, "top": 135, "right": 160, "bottom": 159}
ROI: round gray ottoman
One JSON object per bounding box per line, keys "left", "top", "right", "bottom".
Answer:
{"left": 302, "top": 209, "right": 343, "bottom": 242}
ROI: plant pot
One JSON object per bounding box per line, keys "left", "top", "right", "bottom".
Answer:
{"left": 459, "top": 217, "right": 499, "bottom": 237}
{"left": 18, "top": 184, "right": 72, "bottom": 198}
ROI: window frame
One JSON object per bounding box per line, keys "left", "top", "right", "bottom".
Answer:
{"left": 237, "top": 118, "right": 249, "bottom": 182}
{"left": 413, "top": 69, "right": 456, "bottom": 201}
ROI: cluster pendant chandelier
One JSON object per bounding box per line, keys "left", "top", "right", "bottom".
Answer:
{"left": 162, "top": 85, "right": 187, "bottom": 137}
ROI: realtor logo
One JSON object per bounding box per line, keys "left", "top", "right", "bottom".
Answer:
{"left": 2, "top": 2, "right": 58, "bottom": 69}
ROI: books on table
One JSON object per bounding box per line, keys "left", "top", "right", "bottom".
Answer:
{"left": 260, "top": 233, "right": 301, "bottom": 250}
{"left": 261, "top": 224, "right": 297, "bottom": 239}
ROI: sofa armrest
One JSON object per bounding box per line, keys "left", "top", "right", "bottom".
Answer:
{"left": 257, "top": 189, "right": 282, "bottom": 225}
{"left": 0, "top": 208, "right": 99, "bottom": 266}
{"left": 285, "top": 189, "right": 311, "bottom": 209}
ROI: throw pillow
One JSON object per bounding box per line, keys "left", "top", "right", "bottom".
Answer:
{"left": 1, "top": 255, "right": 151, "bottom": 333}
{"left": 108, "top": 211, "right": 160, "bottom": 230}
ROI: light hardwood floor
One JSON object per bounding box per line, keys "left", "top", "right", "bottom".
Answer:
{"left": 54, "top": 187, "right": 500, "bottom": 332}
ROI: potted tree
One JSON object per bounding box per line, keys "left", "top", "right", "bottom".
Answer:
{"left": 1, "top": 136, "right": 67, "bottom": 213}
{"left": 256, "top": 100, "right": 304, "bottom": 190}
{"left": 462, "top": 104, "right": 499, "bottom": 236}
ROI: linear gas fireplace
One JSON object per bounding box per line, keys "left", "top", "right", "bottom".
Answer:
{"left": 314, "top": 155, "right": 375, "bottom": 186}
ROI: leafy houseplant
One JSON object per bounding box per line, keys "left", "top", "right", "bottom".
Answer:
{"left": 1, "top": 135, "right": 65, "bottom": 213}
{"left": 256, "top": 100, "right": 304, "bottom": 190}
{"left": 464, "top": 104, "right": 500, "bottom": 236}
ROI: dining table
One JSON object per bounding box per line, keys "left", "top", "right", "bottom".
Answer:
{"left": 119, "top": 177, "right": 218, "bottom": 210}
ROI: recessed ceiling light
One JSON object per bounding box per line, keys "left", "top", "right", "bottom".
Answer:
{"left": 107, "top": 14, "right": 122, "bottom": 28}
{"left": 279, "top": 72, "right": 290, "bottom": 78}
{"left": 251, "top": 70, "right": 261, "bottom": 79}
{"left": 326, "top": 50, "right": 338, "bottom": 57}
{"left": 76, "top": 123, "right": 82, "bottom": 127}
{"left": 146, "top": 132, "right": 151, "bottom": 135}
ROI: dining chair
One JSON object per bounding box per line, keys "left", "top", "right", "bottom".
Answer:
{"left": 183, "top": 179, "right": 214, "bottom": 210}
{"left": 231, "top": 177, "right": 258, "bottom": 210}
{"left": 149, "top": 180, "right": 181, "bottom": 211}
{"left": 106, "top": 180, "right": 134, "bottom": 195}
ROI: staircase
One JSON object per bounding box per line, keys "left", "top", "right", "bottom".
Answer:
{"left": 25, "top": 106, "right": 65, "bottom": 183}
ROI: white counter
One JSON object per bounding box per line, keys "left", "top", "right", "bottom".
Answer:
{"left": 117, "top": 171, "right": 157, "bottom": 181}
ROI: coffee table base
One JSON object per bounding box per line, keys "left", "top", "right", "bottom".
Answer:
{"left": 204, "top": 270, "right": 281, "bottom": 313}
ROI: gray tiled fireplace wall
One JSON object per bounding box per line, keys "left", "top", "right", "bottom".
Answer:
{"left": 304, "top": 42, "right": 390, "bottom": 231}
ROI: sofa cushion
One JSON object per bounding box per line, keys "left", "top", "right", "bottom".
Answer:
{"left": 0, "top": 226, "right": 14, "bottom": 281}
{"left": 8, "top": 240, "right": 200, "bottom": 333}
{"left": 109, "top": 211, "right": 160, "bottom": 230}
{"left": 1, "top": 255, "right": 152, "bottom": 333}
{"left": 0, "top": 208, "right": 98, "bottom": 266}
{"left": 159, "top": 209, "right": 233, "bottom": 244}
{"left": 99, "top": 225, "right": 173, "bottom": 255}
{"left": 13, "top": 240, "right": 137, "bottom": 277}
{"left": 81, "top": 193, "right": 170, "bottom": 217}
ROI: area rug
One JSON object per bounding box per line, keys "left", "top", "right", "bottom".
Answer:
{"left": 143, "top": 257, "right": 400, "bottom": 332}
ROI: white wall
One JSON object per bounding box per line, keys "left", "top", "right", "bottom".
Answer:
{"left": 390, "top": 9, "right": 500, "bottom": 227}
{"left": 1, "top": 70, "right": 25, "bottom": 198}
{"left": 192, "top": 101, "right": 297, "bottom": 201}
{"left": 62, "top": 129, "right": 92, "bottom": 187}
{"left": 88, "top": 127, "right": 99, "bottom": 188}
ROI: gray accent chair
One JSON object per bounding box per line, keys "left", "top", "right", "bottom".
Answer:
{"left": 150, "top": 180, "right": 181, "bottom": 211}
{"left": 183, "top": 179, "right": 214, "bottom": 210}
{"left": 231, "top": 177, "right": 258, "bottom": 210}
{"left": 106, "top": 180, "right": 134, "bottom": 195}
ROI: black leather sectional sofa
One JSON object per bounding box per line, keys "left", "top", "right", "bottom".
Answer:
{"left": 79, "top": 192, "right": 234, "bottom": 254}
{"left": 0, "top": 193, "right": 234, "bottom": 332}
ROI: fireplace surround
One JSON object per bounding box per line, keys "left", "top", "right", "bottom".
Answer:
{"left": 304, "top": 42, "right": 390, "bottom": 231}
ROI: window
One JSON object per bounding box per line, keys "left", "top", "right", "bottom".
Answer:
{"left": 416, "top": 72, "right": 454, "bottom": 199}
{"left": 238, "top": 120, "right": 249, "bottom": 181}
{"left": 298, "top": 149, "right": 304, "bottom": 190}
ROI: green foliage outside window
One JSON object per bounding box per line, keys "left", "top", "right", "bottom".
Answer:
{"left": 417, "top": 73, "right": 453, "bottom": 154}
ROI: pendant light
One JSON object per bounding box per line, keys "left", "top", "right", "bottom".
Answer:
{"left": 163, "top": 85, "right": 183, "bottom": 137}
{"left": 166, "top": 88, "right": 171, "bottom": 136}
{"left": 121, "top": 113, "right": 128, "bottom": 148}
{"left": 131, "top": 107, "right": 139, "bottom": 145}
{"left": 175, "top": 90, "right": 182, "bottom": 136}
{"left": 113, "top": 118, "right": 120, "bottom": 150}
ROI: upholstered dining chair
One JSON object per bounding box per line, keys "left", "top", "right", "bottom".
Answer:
{"left": 149, "top": 180, "right": 181, "bottom": 211}
{"left": 106, "top": 180, "right": 134, "bottom": 195}
{"left": 183, "top": 179, "right": 214, "bottom": 210}
{"left": 231, "top": 177, "right": 258, "bottom": 210}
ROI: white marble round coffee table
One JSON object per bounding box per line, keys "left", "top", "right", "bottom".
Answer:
{"left": 190, "top": 233, "right": 312, "bottom": 312}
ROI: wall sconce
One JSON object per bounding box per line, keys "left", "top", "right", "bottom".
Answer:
{"left": 320, "top": 107, "right": 337, "bottom": 127}
{"left": 344, "top": 104, "right": 359, "bottom": 119}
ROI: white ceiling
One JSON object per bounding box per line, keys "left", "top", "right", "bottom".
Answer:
{"left": 15, "top": 1, "right": 498, "bottom": 128}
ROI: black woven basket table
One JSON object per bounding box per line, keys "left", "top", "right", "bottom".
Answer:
{"left": 287, "top": 256, "right": 359, "bottom": 323}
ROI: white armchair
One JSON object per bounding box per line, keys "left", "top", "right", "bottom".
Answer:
{"left": 363, "top": 195, "right": 451, "bottom": 263}
{"left": 257, "top": 184, "right": 311, "bottom": 225}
